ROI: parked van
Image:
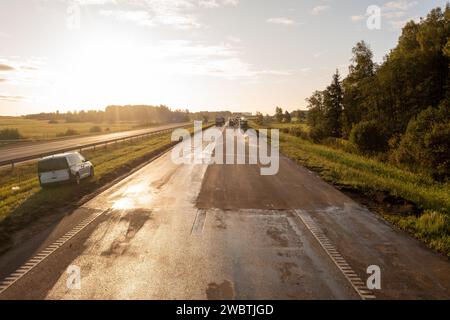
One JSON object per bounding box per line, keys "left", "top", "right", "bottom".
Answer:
{"left": 38, "top": 152, "right": 94, "bottom": 187}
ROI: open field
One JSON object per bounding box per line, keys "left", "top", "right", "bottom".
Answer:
{"left": 0, "top": 117, "right": 149, "bottom": 140}
{"left": 251, "top": 121, "right": 450, "bottom": 256}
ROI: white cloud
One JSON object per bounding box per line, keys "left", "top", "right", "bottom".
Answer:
{"left": 100, "top": 10, "right": 156, "bottom": 27}
{"left": 0, "top": 57, "right": 46, "bottom": 86}
{"left": 388, "top": 16, "right": 420, "bottom": 29}
{"left": 383, "top": 0, "right": 419, "bottom": 29}
{"left": 350, "top": 1, "right": 418, "bottom": 29}
{"left": 199, "top": 0, "right": 220, "bottom": 8}
{"left": 75, "top": 0, "right": 117, "bottom": 4}
{"left": 300, "top": 67, "right": 311, "bottom": 73}
{"left": 313, "top": 50, "right": 327, "bottom": 59}
{"left": 222, "top": 0, "right": 239, "bottom": 6}
{"left": 227, "top": 36, "right": 242, "bottom": 43}
{"left": 311, "top": 5, "right": 330, "bottom": 16}
{"left": 383, "top": 11, "right": 406, "bottom": 19}
{"left": 267, "top": 17, "right": 296, "bottom": 26}
{"left": 0, "top": 63, "right": 15, "bottom": 71}
{"left": 98, "top": 0, "right": 239, "bottom": 29}
{"left": 350, "top": 15, "right": 365, "bottom": 22}
{"left": 256, "top": 70, "right": 293, "bottom": 76}
{"left": 146, "top": 40, "right": 291, "bottom": 80}
{"left": 0, "top": 94, "right": 28, "bottom": 102}
{"left": 384, "top": 0, "right": 418, "bottom": 11}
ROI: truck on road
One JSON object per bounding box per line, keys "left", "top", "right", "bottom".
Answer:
{"left": 215, "top": 115, "right": 225, "bottom": 126}
{"left": 239, "top": 117, "right": 248, "bottom": 130}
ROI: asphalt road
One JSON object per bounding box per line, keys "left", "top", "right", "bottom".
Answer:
{"left": 0, "top": 126, "right": 449, "bottom": 299}
{"left": 0, "top": 122, "right": 189, "bottom": 165}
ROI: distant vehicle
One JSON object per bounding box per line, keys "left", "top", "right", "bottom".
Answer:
{"left": 215, "top": 115, "right": 225, "bottom": 126}
{"left": 38, "top": 152, "right": 94, "bottom": 187}
{"left": 228, "top": 117, "right": 239, "bottom": 128}
{"left": 239, "top": 117, "right": 248, "bottom": 130}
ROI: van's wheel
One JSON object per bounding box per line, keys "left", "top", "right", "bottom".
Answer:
{"left": 75, "top": 173, "right": 81, "bottom": 185}
{"left": 90, "top": 167, "right": 94, "bottom": 177}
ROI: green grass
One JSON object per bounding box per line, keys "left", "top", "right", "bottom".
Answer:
{"left": 0, "top": 117, "right": 145, "bottom": 140}
{"left": 389, "top": 211, "right": 450, "bottom": 255}
{"left": 265, "top": 122, "right": 310, "bottom": 132}
{"left": 251, "top": 121, "right": 450, "bottom": 256}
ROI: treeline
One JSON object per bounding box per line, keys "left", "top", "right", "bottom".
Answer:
{"left": 103, "top": 105, "right": 189, "bottom": 124}
{"left": 24, "top": 105, "right": 190, "bottom": 124}
{"left": 255, "top": 108, "right": 308, "bottom": 124}
{"left": 190, "top": 111, "right": 233, "bottom": 122}
{"left": 24, "top": 106, "right": 235, "bottom": 125}
{"left": 306, "top": 5, "right": 450, "bottom": 179}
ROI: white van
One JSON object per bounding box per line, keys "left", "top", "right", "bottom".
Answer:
{"left": 38, "top": 152, "right": 94, "bottom": 187}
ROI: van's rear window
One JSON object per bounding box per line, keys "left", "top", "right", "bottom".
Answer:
{"left": 38, "top": 158, "right": 69, "bottom": 172}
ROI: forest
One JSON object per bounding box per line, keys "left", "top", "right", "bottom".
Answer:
{"left": 305, "top": 5, "right": 449, "bottom": 180}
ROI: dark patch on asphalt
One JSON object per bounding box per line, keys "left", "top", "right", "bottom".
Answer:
{"left": 214, "top": 215, "right": 227, "bottom": 229}
{"left": 266, "top": 226, "right": 288, "bottom": 247}
{"left": 122, "top": 210, "right": 152, "bottom": 239}
{"left": 101, "top": 209, "right": 152, "bottom": 257}
{"left": 152, "top": 167, "right": 179, "bottom": 190}
{"left": 206, "top": 280, "right": 235, "bottom": 300}
{"left": 278, "top": 262, "right": 301, "bottom": 284}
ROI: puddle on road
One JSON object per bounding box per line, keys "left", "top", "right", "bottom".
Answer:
{"left": 111, "top": 182, "right": 155, "bottom": 210}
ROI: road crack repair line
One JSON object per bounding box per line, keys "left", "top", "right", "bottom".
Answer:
{"left": 191, "top": 209, "right": 207, "bottom": 235}
{"left": 0, "top": 208, "right": 108, "bottom": 295}
{"left": 294, "top": 209, "right": 376, "bottom": 300}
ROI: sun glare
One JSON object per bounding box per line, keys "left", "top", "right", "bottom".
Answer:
{"left": 45, "top": 32, "right": 178, "bottom": 110}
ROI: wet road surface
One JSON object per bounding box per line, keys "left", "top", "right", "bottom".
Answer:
{"left": 0, "top": 127, "right": 449, "bottom": 299}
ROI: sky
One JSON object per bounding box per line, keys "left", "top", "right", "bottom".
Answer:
{"left": 0, "top": 0, "right": 447, "bottom": 116}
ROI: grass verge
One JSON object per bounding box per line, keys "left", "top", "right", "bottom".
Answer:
{"left": 251, "top": 121, "right": 450, "bottom": 257}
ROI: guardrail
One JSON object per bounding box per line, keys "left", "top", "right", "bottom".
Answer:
{"left": 0, "top": 124, "right": 191, "bottom": 169}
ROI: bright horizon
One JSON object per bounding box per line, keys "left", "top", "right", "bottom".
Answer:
{"left": 0, "top": 0, "right": 446, "bottom": 116}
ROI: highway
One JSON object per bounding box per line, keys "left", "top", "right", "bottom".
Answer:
{"left": 0, "top": 126, "right": 449, "bottom": 299}
{"left": 0, "top": 122, "right": 189, "bottom": 165}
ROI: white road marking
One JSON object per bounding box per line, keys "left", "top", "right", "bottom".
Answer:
{"left": 0, "top": 208, "right": 106, "bottom": 295}
{"left": 191, "top": 209, "right": 207, "bottom": 235}
{"left": 294, "top": 209, "right": 376, "bottom": 300}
